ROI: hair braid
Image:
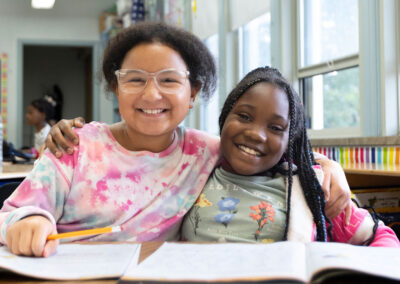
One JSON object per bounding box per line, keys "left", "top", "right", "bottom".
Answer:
{"left": 283, "top": 92, "right": 296, "bottom": 240}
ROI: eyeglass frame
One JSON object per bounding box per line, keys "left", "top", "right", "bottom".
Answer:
{"left": 114, "top": 68, "right": 190, "bottom": 94}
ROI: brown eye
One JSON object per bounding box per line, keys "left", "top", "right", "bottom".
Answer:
{"left": 270, "top": 125, "right": 284, "bottom": 132}
{"left": 238, "top": 113, "right": 251, "bottom": 121}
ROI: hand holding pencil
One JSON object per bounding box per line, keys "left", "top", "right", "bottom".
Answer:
{"left": 6, "top": 215, "right": 123, "bottom": 258}
{"left": 6, "top": 215, "right": 59, "bottom": 258}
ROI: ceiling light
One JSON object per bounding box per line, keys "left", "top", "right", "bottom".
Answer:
{"left": 31, "top": 0, "right": 56, "bottom": 9}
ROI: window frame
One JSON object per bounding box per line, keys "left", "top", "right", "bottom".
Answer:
{"left": 296, "top": 0, "right": 361, "bottom": 138}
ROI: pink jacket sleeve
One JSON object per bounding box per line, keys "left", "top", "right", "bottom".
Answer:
{"left": 329, "top": 203, "right": 400, "bottom": 247}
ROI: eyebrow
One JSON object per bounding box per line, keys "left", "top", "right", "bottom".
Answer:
{"left": 235, "top": 103, "right": 289, "bottom": 122}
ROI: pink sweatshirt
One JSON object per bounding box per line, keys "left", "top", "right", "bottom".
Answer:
{"left": 0, "top": 122, "right": 220, "bottom": 244}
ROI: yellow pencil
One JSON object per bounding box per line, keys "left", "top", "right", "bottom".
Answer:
{"left": 47, "top": 226, "right": 123, "bottom": 240}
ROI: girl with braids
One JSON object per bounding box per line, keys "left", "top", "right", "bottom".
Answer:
{"left": 181, "top": 66, "right": 399, "bottom": 246}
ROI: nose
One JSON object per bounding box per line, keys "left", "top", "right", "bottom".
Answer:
{"left": 244, "top": 125, "right": 267, "bottom": 143}
{"left": 142, "top": 76, "right": 162, "bottom": 101}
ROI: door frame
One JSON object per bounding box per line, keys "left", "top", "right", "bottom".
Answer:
{"left": 17, "top": 39, "right": 100, "bottom": 147}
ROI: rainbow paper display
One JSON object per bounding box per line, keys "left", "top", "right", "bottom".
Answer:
{"left": 313, "top": 146, "right": 400, "bottom": 171}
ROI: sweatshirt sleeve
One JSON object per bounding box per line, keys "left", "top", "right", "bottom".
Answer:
{"left": 329, "top": 202, "right": 400, "bottom": 247}
{"left": 0, "top": 149, "right": 76, "bottom": 245}
{"left": 368, "top": 224, "right": 400, "bottom": 247}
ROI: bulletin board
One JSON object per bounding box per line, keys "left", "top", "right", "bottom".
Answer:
{"left": 1, "top": 53, "right": 7, "bottom": 139}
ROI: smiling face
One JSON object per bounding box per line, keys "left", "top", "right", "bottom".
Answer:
{"left": 220, "top": 82, "right": 290, "bottom": 176}
{"left": 115, "top": 43, "right": 198, "bottom": 149}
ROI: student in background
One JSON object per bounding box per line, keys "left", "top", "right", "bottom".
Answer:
{"left": 181, "top": 67, "right": 399, "bottom": 247}
{"left": 1, "top": 22, "right": 350, "bottom": 258}
{"left": 25, "top": 98, "right": 54, "bottom": 156}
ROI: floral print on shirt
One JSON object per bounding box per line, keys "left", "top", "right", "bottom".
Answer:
{"left": 214, "top": 197, "right": 240, "bottom": 227}
{"left": 249, "top": 201, "right": 275, "bottom": 240}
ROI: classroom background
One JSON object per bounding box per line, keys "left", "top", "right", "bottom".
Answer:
{"left": 0, "top": 0, "right": 400, "bottom": 234}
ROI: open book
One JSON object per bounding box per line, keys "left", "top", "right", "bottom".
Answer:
{"left": 120, "top": 242, "right": 400, "bottom": 284}
{"left": 0, "top": 243, "right": 140, "bottom": 280}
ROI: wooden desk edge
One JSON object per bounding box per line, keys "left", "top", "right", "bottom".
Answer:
{"left": 344, "top": 168, "right": 400, "bottom": 177}
{"left": 139, "top": 242, "right": 164, "bottom": 264}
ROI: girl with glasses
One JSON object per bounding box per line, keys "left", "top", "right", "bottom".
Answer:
{"left": 0, "top": 22, "right": 351, "bottom": 257}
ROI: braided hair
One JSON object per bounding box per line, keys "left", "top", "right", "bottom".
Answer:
{"left": 219, "top": 66, "right": 331, "bottom": 241}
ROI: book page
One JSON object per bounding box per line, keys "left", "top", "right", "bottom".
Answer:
{"left": 306, "top": 242, "right": 400, "bottom": 281}
{"left": 122, "top": 241, "right": 307, "bottom": 282}
{"left": 0, "top": 243, "right": 140, "bottom": 280}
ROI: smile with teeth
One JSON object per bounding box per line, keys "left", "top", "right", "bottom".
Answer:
{"left": 237, "top": 145, "right": 262, "bottom": 157}
{"left": 140, "top": 108, "right": 165, "bottom": 114}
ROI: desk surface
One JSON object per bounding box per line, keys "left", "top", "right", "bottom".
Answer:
{"left": 0, "top": 242, "right": 161, "bottom": 284}
{"left": 0, "top": 242, "right": 394, "bottom": 284}
{"left": 0, "top": 162, "right": 33, "bottom": 180}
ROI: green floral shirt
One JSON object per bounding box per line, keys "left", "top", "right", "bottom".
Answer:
{"left": 181, "top": 168, "right": 287, "bottom": 243}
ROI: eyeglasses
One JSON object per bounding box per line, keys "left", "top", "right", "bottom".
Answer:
{"left": 114, "top": 68, "right": 190, "bottom": 94}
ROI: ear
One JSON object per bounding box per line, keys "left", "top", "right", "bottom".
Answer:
{"left": 189, "top": 83, "right": 201, "bottom": 109}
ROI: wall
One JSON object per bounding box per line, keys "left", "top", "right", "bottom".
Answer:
{"left": 0, "top": 0, "right": 115, "bottom": 147}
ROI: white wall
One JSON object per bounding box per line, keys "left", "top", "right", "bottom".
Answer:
{"left": 0, "top": 0, "right": 115, "bottom": 146}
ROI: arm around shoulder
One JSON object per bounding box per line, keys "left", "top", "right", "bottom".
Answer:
{"left": 329, "top": 203, "right": 400, "bottom": 247}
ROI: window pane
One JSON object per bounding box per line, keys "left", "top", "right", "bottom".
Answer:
{"left": 242, "top": 13, "right": 271, "bottom": 76}
{"left": 202, "top": 34, "right": 219, "bottom": 135}
{"left": 300, "top": 0, "right": 358, "bottom": 67}
{"left": 303, "top": 67, "right": 359, "bottom": 129}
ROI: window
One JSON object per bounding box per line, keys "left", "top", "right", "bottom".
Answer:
{"left": 200, "top": 34, "right": 220, "bottom": 135}
{"left": 302, "top": 67, "right": 359, "bottom": 130}
{"left": 239, "top": 13, "right": 271, "bottom": 78}
{"left": 298, "top": 0, "right": 360, "bottom": 136}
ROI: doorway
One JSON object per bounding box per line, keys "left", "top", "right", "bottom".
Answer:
{"left": 22, "top": 44, "right": 93, "bottom": 148}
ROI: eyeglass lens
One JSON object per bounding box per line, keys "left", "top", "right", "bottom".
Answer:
{"left": 118, "top": 70, "right": 187, "bottom": 94}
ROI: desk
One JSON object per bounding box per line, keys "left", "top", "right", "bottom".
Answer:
{"left": 0, "top": 242, "right": 162, "bottom": 284}
{"left": 0, "top": 242, "right": 396, "bottom": 284}
{"left": 0, "top": 162, "right": 33, "bottom": 185}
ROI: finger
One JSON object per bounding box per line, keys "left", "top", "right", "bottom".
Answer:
{"left": 73, "top": 117, "right": 85, "bottom": 128}
{"left": 50, "top": 125, "right": 73, "bottom": 154}
{"left": 6, "top": 228, "right": 16, "bottom": 254}
{"left": 321, "top": 172, "right": 331, "bottom": 201}
{"left": 19, "top": 228, "right": 34, "bottom": 256}
{"left": 325, "top": 195, "right": 346, "bottom": 219}
{"left": 11, "top": 230, "right": 22, "bottom": 255}
{"left": 39, "top": 144, "right": 46, "bottom": 157}
{"left": 345, "top": 202, "right": 352, "bottom": 226}
{"left": 45, "top": 134, "right": 62, "bottom": 158}
{"left": 43, "top": 240, "right": 58, "bottom": 258}
{"left": 42, "top": 227, "right": 59, "bottom": 258}
{"left": 31, "top": 225, "right": 50, "bottom": 257}
{"left": 58, "top": 120, "right": 80, "bottom": 149}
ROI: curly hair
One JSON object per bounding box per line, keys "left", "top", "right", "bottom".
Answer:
{"left": 219, "top": 66, "right": 332, "bottom": 242}
{"left": 102, "top": 22, "right": 217, "bottom": 101}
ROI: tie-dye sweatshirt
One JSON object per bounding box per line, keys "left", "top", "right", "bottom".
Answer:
{"left": 0, "top": 122, "right": 220, "bottom": 244}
